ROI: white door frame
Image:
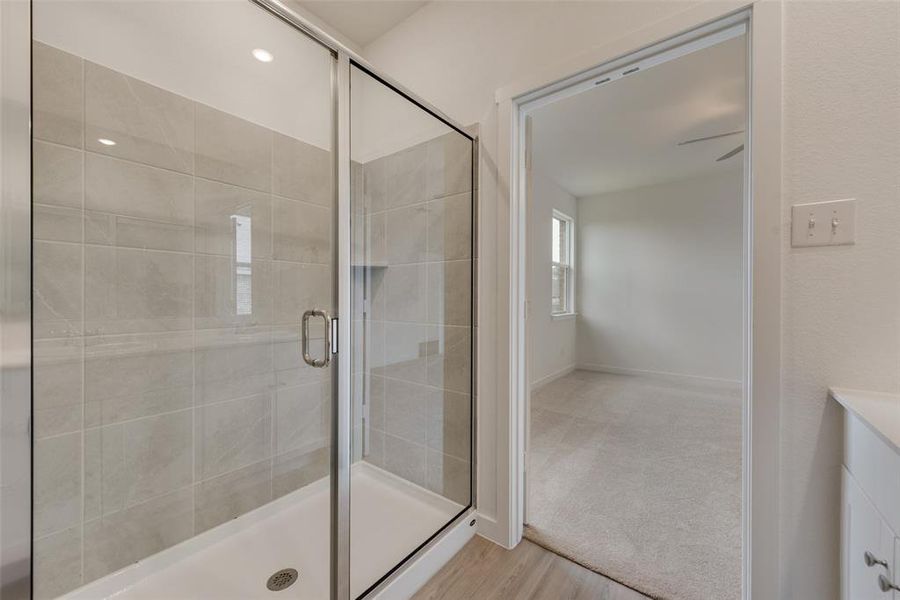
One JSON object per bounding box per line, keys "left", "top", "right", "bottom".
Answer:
{"left": 496, "top": 3, "right": 782, "bottom": 599}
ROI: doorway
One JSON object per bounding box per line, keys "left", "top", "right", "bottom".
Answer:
{"left": 521, "top": 19, "right": 749, "bottom": 600}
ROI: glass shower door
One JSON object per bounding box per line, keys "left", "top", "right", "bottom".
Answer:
{"left": 349, "top": 63, "right": 475, "bottom": 597}
{"left": 30, "top": 2, "right": 336, "bottom": 598}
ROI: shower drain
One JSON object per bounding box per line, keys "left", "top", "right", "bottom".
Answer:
{"left": 266, "top": 568, "right": 299, "bottom": 592}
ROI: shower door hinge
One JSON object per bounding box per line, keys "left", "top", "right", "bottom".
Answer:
{"left": 331, "top": 317, "right": 339, "bottom": 354}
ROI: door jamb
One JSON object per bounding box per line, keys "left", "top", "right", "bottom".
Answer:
{"left": 503, "top": 5, "right": 782, "bottom": 600}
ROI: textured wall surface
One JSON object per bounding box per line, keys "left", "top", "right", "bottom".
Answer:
{"left": 576, "top": 169, "right": 744, "bottom": 383}
{"left": 780, "top": 3, "right": 900, "bottom": 598}
{"left": 32, "top": 41, "right": 334, "bottom": 598}
{"left": 528, "top": 170, "right": 577, "bottom": 387}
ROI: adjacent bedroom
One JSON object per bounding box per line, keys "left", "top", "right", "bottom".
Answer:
{"left": 524, "top": 31, "right": 746, "bottom": 600}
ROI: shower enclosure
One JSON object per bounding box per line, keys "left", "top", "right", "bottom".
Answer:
{"left": 0, "top": 1, "right": 475, "bottom": 598}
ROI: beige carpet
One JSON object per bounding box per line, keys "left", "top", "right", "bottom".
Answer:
{"left": 525, "top": 370, "right": 741, "bottom": 600}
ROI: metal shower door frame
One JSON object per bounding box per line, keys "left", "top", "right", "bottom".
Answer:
{"left": 0, "top": 1, "right": 477, "bottom": 598}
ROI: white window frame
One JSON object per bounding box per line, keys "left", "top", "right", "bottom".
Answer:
{"left": 550, "top": 209, "right": 575, "bottom": 317}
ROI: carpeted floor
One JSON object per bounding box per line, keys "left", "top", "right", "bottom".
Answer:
{"left": 525, "top": 370, "right": 741, "bottom": 600}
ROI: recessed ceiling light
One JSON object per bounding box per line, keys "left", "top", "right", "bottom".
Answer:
{"left": 97, "top": 138, "right": 116, "bottom": 146}
{"left": 252, "top": 48, "right": 274, "bottom": 63}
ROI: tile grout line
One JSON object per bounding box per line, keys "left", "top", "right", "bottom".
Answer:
{"left": 79, "top": 52, "right": 87, "bottom": 588}
{"left": 190, "top": 97, "right": 197, "bottom": 538}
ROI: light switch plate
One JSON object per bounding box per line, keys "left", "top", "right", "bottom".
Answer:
{"left": 791, "top": 198, "right": 856, "bottom": 247}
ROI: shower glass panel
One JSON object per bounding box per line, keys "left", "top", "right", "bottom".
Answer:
{"left": 30, "top": 2, "right": 335, "bottom": 598}
{"left": 349, "top": 63, "right": 474, "bottom": 597}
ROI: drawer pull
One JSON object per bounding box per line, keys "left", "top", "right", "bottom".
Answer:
{"left": 865, "top": 551, "right": 889, "bottom": 569}
{"left": 879, "top": 575, "right": 900, "bottom": 593}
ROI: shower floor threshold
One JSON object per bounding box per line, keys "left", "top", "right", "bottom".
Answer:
{"left": 61, "top": 462, "right": 464, "bottom": 600}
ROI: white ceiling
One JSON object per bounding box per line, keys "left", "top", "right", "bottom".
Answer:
{"left": 297, "top": 0, "right": 428, "bottom": 47}
{"left": 531, "top": 34, "right": 747, "bottom": 198}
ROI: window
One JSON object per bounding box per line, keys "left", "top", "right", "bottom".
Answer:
{"left": 551, "top": 210, "right": 574, "bottom": 315}
{"left": 232, "top": 214, "right": 252, "bottom": 316}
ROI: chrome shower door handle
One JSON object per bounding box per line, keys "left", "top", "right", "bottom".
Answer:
{"left": 302, "top": 309, "right": 332, "bottom": 368}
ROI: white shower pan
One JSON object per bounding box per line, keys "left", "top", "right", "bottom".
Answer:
{"left": 60, "top": 462, "right": 473, "bottom": 600}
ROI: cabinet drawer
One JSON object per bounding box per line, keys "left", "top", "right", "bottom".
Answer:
{"left": 843, "top": 468, "right": 896, "bottom": 600}
{"left": 845, "top": 412, "right": 900, "bottom": 532}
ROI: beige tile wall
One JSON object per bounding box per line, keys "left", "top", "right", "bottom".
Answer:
{"left": 353, "top": 132, "right": 474, "bottom": 507}
{"left": 31, "top": 42, "right": 334, "bottom": 599}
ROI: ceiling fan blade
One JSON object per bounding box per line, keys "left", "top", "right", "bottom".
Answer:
{"left": 716, "top": 144, "right": 744, "bottom": 162}
{"left": 678, "top": 130, "right": 744, "bottom": 146}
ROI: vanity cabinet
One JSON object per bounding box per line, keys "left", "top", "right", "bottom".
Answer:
{"left": 843, "top": 467, "right": 897, "bottom": 598}
{"left": 834, "top": 388, "right": 900, "bottom": 600}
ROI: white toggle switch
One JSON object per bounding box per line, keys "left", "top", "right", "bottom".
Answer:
{"left": 791, "top": 198, "right": 856, "bottom": 247}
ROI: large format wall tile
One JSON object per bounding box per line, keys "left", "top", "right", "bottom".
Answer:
{"left": 85, "top": 213, "right": 194, "bottom": 253}
{"left": 84, "top": 246, "right": 193, "bottom": 334}
{"left": 272, "top": 132, "right": 332, "bottom": 207}
{"left": 33, "top": 433, "right": 82, "bottom": 538}
{"left": 426, "top": 390, "right": 471, "bottom": 461}
{"left": 194, "top": 393, "right": 272, "bottom": 480}
{"left": 426, "top": 450, "right": 470, "bottom": 506}
{"left": 426, "top": 132, "right": 472, "bottom": 200}
{"left": 33, "top": 338, "right": 83, "bottom": 439}
{"left": 85, "top": 153, "right": 193, "bottom": 225}
{"left": 83, "top": 487, "right": 193, "bottom": 582}
{"left": 273, "top": 326, "right": 330, "bottom": 389}
{"left": 33, "top": 141, "right": 84, "bottom": 242}
{"left": 275, "top": 381, "right": 330, "bottom": 456}
{"left": 33, "top": 141, "right": 83, "bottom": 208}
{"left": 194, "top": 255, "right": 274, "bottom": 329}
{"left": 195, "top": 460, "right": 272, "bottom": 533}
{"left": 426, "top": 260, "right": 472, "bottom": 327}
{"left": 33, "top": 43, "right": 83, "bottom": 147}
{"left": 385, "top": 144, "right": 427, "bottom": 209}
{"left": 426, "top": 325, "right": 471, "bottom": 394}
{"left": 85, "top": 62, "right": 194, "bottom": 173}
{"left": 273, "top": 197, "right": 331, "bottom": 264}
{"left": 385, "top": 204, "right": 427, "bottom": 265}
{"left": 35, "top": 205, "right": 83, "bottom": 244}
{"left": 194, "top": 328, "right": 274, "bottom": 406}
{"left": 273, "top": 262, "right": 332, "bottom": 325}
{"left": 426, "top": 192, "right": 472, "bottom": 261}
{"left": 196, "top": 104, "right": 271, "bottom": 191}
{"left": 33, "top": 526, "right": 82, "bottom": 600}
{"left": 383, "top": 378, "right": 429, "bottom": 445}
{"left": 372, "top": 264, "right": 426, "bottom": 323}
{"left": 92, "top": 410, "right": 193, "bottom": 512}
{"left": 33, "top": 241, "right": 82, "bottom": 339}
{"left": 273, "top": 446, "right": 329, "bottom": 499}
{"left": 195, "top": 179, "right": 272, "bottom": 259}
{"left": 383, "top": 434, "right": 426, "bottom": 488}
{"left": 84, "top": 332, "right": 193, "bottom": 427}
{"left": 362, "top": 156, "right": 387, "bottom": 213}
{"left": 378, "top": 322, "right": 430, "bottom": 384}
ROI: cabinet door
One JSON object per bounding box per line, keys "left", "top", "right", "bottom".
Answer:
{"left": 894, "top": 537, "right": 900, "bottom": 599}
{"left": 843, "top": 468, "right": 894, "bottom": 599}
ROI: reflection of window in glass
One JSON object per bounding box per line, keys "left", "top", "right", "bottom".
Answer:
{"left": 232, "top": 214, "right": 252, "bottom": 316}
{"left": 551, "top": 210, "right": 574, "bottom": 315}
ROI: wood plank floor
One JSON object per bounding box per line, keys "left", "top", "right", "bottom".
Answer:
{"left": 412, "top": 536, "right": 650, "bottom": 600}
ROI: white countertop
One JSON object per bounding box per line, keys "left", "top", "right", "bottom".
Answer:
{"left": 831, "top": 387, "right": 900, "bottom": 454}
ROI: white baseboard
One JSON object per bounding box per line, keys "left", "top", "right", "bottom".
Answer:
{"left": 529, "top": 364, "right": 576, "bottom": 391}
{"left": 576, "top": 362, "right": 741, "bottom": 390}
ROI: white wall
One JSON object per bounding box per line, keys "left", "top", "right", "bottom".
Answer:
{"left": 528, "top": 170, "right": 577, "bottom": 387}
{"left": 576, "top": 169, "right": 743, "bottom": 383}
{"left": 362, "top": 3, "right": 900, "bottom": 599}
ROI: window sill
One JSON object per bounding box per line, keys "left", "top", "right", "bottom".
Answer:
{"left": 551, "top": 312, "right": 577, "bottom": 321}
